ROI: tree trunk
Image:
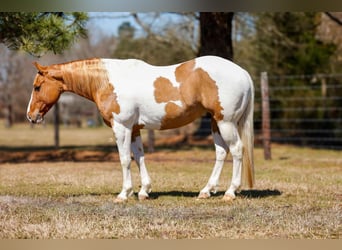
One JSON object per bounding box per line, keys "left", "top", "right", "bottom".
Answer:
{"left": 4, "top": 103, "right": 13, "bottom": 128}
{"left": 198, "top": 12, "right": 234, "bottom": 60}
{"left": 194, "top": 12, "right": 234, "bottom": 139}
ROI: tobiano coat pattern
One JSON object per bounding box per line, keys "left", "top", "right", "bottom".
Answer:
{"left": 27, "top": 56, "right": 255, "bottom": 202}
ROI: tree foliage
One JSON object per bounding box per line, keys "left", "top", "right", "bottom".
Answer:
{"left": 0, "top": 12, "right": 88, "bottom": 57}
{"left": 113, "top": 22, "right": 196, "bottom": 65}
{"left": 251, "top": 12, "right": 340, "bottom": 144}
{"left": 255, "top": 12, "right": 336, "bottom": 76}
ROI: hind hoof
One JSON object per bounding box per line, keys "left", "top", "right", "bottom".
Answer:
{"left": 222, "top": 194, "right": 235, "bottom": 202}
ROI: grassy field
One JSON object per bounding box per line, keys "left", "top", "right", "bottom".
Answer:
{"left": 0, "top": 124, "right": 341, "bottom": 239}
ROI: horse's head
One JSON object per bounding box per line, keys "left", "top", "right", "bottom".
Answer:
{"left": 27, "top": 62, "right": 65, "bottom": 123}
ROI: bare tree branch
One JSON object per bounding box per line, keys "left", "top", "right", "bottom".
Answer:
{"left": 325, "top": 12, "right": 342, "bottom": 26}
{"left": 131, "top": 13, "right": 153, "bottom": 35}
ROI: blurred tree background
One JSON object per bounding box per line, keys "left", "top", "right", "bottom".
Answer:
{"left": 0, "top": 12, "right": 341, "bottom": 147}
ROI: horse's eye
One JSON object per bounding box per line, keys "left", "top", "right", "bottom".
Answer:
{"left": 34, "top": 86, "right": 41, "bottom": 92}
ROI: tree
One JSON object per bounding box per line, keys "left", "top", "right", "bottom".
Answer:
{"left": 254, "top": 12, "right": 337, "bottom": 141}
{"left": 198, "top": 12, "right": 234, "bottom": 60}
{"left": 0, "top": 12, "right": 88, "bottom": 148}
{"left": 0, "top": 12, "right": 87, "bottom": 57}
{"left": 324, "top": 12, "right": 342, "bottom": 26}
{"left": 114, "top": 22, "right": 196, "bottom": 65}
{"left": 255, "top": 13, "right": 335, "bottom": 75}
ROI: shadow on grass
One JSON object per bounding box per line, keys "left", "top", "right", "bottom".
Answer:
{"left": 147, "top": 189, "right": 281, "bottom": 200}
{"left": 237, "top": 189, "right": 282, "bottom": 198}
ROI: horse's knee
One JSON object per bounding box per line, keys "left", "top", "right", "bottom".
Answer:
{"left": 216, "top": 146, "right": 227, "bottom": 161}
{"left": 119, "top": 154, "right": 131, "bottom": 167}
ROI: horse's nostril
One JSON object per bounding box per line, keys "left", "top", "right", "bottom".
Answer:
{"left": 27, "top": 113, "right": 38, "bottom": 123}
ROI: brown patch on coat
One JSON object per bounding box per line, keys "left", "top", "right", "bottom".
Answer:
{"left": 154, "top": 77, "right": 180, "bottom": 103}
{"left": 175, "top": 59, "right": 196, "bottom": 83}
{"left": 95, "top": 84, "right": 121, "bottom": 127}
{"left": 132, "top": 124, "right": 145, "bottom": 142}
{"left": 211, "top": 119, "right": 219, "bottom": 134}
{"left": 194, "top": 68, "right": 224, "bottom": 121}
{"left": 153, "top": 59, "right": 224, "bottom": 130}
{"left": 161, "top": 102, "right": 205, "bottom": 130}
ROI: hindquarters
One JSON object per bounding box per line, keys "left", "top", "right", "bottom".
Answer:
{"left": 215, "top": 72, "right": 255, "bottom": 189}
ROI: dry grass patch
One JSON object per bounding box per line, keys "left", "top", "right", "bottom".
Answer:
{"left": 0, "top": 145, "right": 341, "bottom": 239}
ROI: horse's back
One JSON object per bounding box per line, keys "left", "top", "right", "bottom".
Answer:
{"left": 102, "top": 56, "right": 253, "bottom": 128}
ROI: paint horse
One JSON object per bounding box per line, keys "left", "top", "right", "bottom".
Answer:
{"left": 27, "top": 56, "right": 255, "bottom": 202}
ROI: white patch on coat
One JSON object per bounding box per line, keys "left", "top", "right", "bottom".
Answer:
{"left": 102, "top": 59, "right": 184, "bottom": 129}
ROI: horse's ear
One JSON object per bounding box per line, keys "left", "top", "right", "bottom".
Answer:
{"left": 33, "top": 62, "right": 63, "bottom": 80}
{"left": 33, "top": 62, "right": 48, "bottom": 75}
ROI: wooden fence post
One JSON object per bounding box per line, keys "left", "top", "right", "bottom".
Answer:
{"left": 261, "top": 72, "right": 272, "bottom": 160}
{"left": 148, "top": 129, "right": 155, "bottom": 153}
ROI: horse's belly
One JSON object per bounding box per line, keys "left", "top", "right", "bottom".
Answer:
{"left": 158, "top": 103, "right": 205, "bottom": 130}
{"left": 138, "top": 102, "right": 205, "bottom": 130}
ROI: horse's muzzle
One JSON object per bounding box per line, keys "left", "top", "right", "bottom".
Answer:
{"left": 27, "top": 113, "right": 43, "bottom": 124}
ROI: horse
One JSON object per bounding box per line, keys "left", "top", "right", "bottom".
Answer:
{"left": 26, "top": 56, "right": 255, "bottom": 203}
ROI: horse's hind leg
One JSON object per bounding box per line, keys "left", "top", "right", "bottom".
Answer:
{"left": 198, "top": 120, "right": 228, "bottom": 199}
{"left": 131, "top": 128, "right": 151, "bottom": 200}
{"left": 217, "top": 121, "right": 243, "bottom": 201}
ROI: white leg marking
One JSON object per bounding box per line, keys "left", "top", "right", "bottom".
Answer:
{"left": 131, "top": 136, "right": 152, "bottom": 200}
{"left": 199, "top": 131, "right": 228, "bottom": 199}
{"left": 113, "top": 123, "right": 133, "bottom": 202}
{"left": 217, "top": 121, "right": 243, "bottom": 201}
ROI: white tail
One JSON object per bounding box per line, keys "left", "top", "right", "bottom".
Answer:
{"left": 238, "top": 76, "right": 255, "bottom": 188}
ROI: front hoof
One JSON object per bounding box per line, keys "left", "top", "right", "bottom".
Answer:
{"left": 114, "top": 197, "right": 128, "bottom": 203}
{"left": 222, "top": 194, "right": 235, "bottom": 202}
{"left": 197, "top": 192, "right": 210, "bottom": 200}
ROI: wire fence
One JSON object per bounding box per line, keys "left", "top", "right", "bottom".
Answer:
{"left": 253, "top": 73, "right": 342, "bottom": 150}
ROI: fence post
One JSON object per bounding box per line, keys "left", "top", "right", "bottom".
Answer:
{"left": 261, "top": 72, "right": 272, "bottom": 160}
{"left": 148, "top": 129, "right": 155, "bottom": 153}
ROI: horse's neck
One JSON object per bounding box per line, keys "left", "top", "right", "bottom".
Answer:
{"left": 61, "top": 59, "right": 108, "bottom": 101}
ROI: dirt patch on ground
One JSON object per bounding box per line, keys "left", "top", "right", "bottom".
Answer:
{"left": 0, "top": 135, "right": 213, "bottom": 163}
{"left": 0, "top": 149, "right": 120, "bottom": 163}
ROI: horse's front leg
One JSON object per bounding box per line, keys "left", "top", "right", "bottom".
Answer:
{"left": 112, "top": 122, "right": 134, "bottom": 203}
